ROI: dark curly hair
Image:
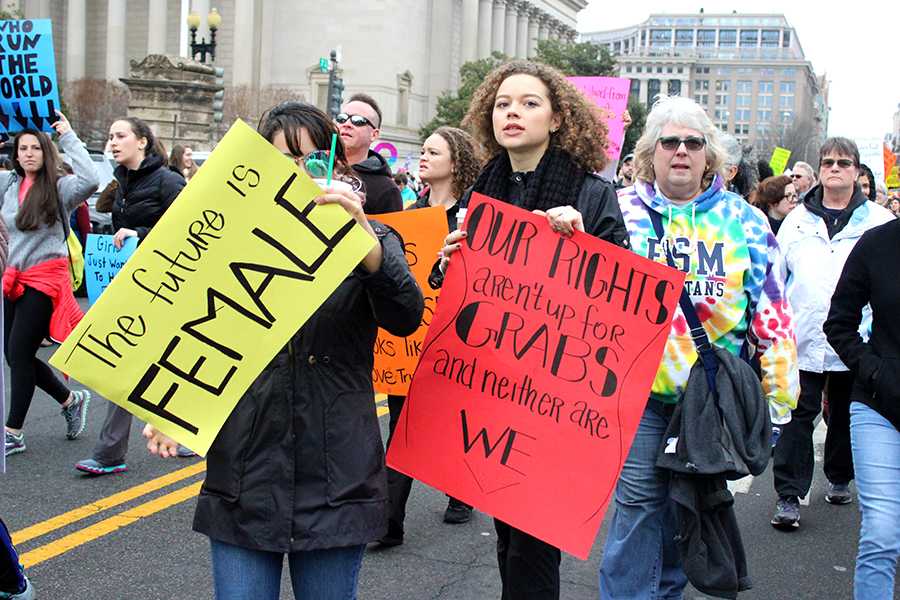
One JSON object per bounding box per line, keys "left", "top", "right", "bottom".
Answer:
{"left": 461, "top": 61, "right": 609, "bottom": 173}
{"left": 431, "top": 126, "right": 483, "bottom": 199}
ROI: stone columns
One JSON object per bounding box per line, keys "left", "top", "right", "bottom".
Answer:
{"left": 65, "top": 0, "right": 85, "bottom": 81}
{"left": 516, "top": 3, "right": 529, "bottom": 58}
{"left": 504, "top": 0, "right": 518, "bottom": 57}
{"left": 527, "top": 7, "right": 540, "bottom": 58}
{"left": 148, "top": 0, "right": 168, "bottom": 55}
{"left": 461, "top": 0, "right": 478, "bottom": 63}
{"left": 232, "top": 0, "right": 255, "bottom": 86}
{"left": 477, "top": 0, "right": 493, "bottom": 59}
{"left": 105, "top": 0, "right": 126, "bottom": 81}
{"left": 491, "top": 0, "right": 506, "bottom": 54}
{"left": 538, "top": 16, "right": 549, "bottom": 42}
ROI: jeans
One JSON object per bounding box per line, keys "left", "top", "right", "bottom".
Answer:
{"left": 209, "top": 539, "right": 365, "bottom": 600}
{"left": 850, "top": 402, "right": 900, "bottom": 600}
{"left": 494, "top": 519, "right": 561, "bottom": 600}
{"left": 0, "top": 518, "right": 26, "bottom": 594}
{"left": 773, "top": 370, "right": 854, "bottom": 498}
{"left": 599, "top": 401, "right": 687, "bottom": 600}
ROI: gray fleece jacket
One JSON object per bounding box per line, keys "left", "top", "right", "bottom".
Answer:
{"left": 0, "top": 130, "right": 99, "bottom": 271}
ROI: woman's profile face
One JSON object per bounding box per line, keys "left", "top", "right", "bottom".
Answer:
{"left": 491, "top": 73, "right": 560, "bottom": 155}
{"left": 108, "top": 120, "right": 144, "bottom": 166}
{"left": 183, "top": 147, "right": 194, "bottom": 168}
{"left": 16, "top": 133, "right": 44, "bottom": 174}
{"left": 419, "top": 133, "right": 453, "bottom": 184}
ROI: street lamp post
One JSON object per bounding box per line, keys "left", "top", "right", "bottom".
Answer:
{"left": 187, "top": 8, "right": 222, "bottom": 63}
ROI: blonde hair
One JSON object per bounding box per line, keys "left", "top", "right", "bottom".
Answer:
{"left": 633, "top": 95, "right": 727, "bottom": 189}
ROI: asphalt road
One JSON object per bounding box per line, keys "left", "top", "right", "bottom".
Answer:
{"left": 1, "top": 344, "right": 893, "bottom": 599}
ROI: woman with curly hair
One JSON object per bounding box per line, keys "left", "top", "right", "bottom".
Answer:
{"left": 438, "top": 60, "right": 627, "bottom": 600}
{"left": 753, "top": 174, "right": 798, "bottom": 235}
{"left": 379, "top": 126, "right": 483, "bottom": 547}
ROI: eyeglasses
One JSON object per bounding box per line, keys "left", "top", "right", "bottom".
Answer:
{"left": 791, "top": 173, "right": 806, "bottom": 179}
{"left": 657, "top": 135, "right": 706, "bottom": 152}
{"left": 283, "top": 149, "right": 365, "bottom": 194}
{"left": 820, "top": 158, "right": 855, "bottom": 169}
{"left": 335, "top": 113, "right": 376, "bottom": 129}
{"left": 783, "top": 192, "right": 799, "bottom": 202}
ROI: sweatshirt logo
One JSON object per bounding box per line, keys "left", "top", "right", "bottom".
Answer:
{"left": 647, "top": 237, "right": 727, "bottom": 297}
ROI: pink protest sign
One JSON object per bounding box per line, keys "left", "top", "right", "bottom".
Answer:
{"left": 568, "top": 77, "right": 631, "bottom": 179}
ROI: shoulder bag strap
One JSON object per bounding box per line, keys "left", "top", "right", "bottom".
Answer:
{"left": 646, "top": 205, "right": 718, "bottom": 392}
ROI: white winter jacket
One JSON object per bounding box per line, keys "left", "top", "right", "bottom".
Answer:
{"left": 777, "top": 189, "right": 895, "bottom": 373}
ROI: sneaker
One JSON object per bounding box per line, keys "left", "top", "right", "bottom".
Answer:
{"left": 61, "top": 390, "right": 91, "bottom": 440}
{"left": 771, "top": 496, "right": 800, "bottom": 530}
{"left": 0, "top": 575, "right": 34, "bottom": 600}
{"left": 443, "top": 498, "right": 473, "bottom": 524}
{"left": 3, "top": 431, "right": 25, "bottom": 457}
{"left": 825, "top": 481, "right": 853, "bottom": 505}
{"left": 176, "top": 445, "right": 198, "bottom": 458}
{"left": 75, "top": 458, "right": 128, "bottom": 476}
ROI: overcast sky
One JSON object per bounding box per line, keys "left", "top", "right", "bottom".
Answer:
{"left": 577, "top": 1, "right": 899, "bottom": 140}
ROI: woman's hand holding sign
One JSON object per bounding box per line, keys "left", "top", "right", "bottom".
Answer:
{"left": 314, "top": 186, "right": 383, "bottom": 274}
{"left": 143, "top": 424, "right": 180, "bottom": 458}
{"left": 438, "top": 229, "right": 467, "bottom": 274}
{"left": 534, "top": 205, "right": 585, "bottom": 237}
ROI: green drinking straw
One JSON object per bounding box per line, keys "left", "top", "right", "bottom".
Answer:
{"left": 325, "top": 132, "right": 337, "bottom": 186}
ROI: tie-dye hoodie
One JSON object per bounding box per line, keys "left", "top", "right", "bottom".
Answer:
{"left": 618, "top": 175, "right": 799, "bottom": 424}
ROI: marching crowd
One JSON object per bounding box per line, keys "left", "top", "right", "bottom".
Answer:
{"left": 1, "top": 58, "right": 899, "bottom": 600}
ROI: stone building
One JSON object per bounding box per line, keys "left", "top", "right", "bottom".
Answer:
{"left": 581, "top": 12, "right": 828, "bottom": 151}
{"left": 14, "top": 0, "right": 585, "bottom": 165}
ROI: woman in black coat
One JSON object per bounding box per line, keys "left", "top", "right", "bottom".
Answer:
{"left": 824, "top": 220, "right": 900, "bottom": 600}
{"left": 144, "top": 102, "right": 424, "bottom": 600}
{"left": 75, "top": 118, "right": 186, "bottom": 476}
{"left": 439, "top": 60, "right": 627, "bottom": 600}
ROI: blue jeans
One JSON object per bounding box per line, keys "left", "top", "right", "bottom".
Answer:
{"left": 599, "top": 402, "right": 687, "bottom": 600}
{"left": 850, "top": 402, "right": 900, "bottom": 600}
{"left": 209, "top": 539, "right": 365, "bottom": 600}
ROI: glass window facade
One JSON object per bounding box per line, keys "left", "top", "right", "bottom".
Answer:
{"left": 761, "top": 30, "right": 780, "bottom": 47}
{"left": 697, "top": 29, "right": 716, "bottom": 47}
{"left": 719, "top": 30, "right": 736, "bottom": 47}
{"left": 651, "top": 29, "right": 672, "bottom": 46}
{"left": 668, "top": 80, "right": 682, "bottom": 96}
{"left": 740, "top": 29, "right": 759, "bottom": 46}
{"left": 675, "top": 29, "right": 693, "bottom": 46}
{"left": 647, "top": 79, "right": 661, "bottom": 107}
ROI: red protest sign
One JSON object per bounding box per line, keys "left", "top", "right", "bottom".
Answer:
{"left": 387, "top": 194, "right": 684, "bottom": 558}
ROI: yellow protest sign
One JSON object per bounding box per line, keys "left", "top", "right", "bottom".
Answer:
{"left": 769, "top": 147, "right": 791, "bottom": 175}
{"left": 887, "top": 165, "right": 900, "bottom": 190}
{"left": 370, "top": 206, "right": 446, "bottom": 394}
{"left": 50, "top": 119, "right": 376, "bottom": 456}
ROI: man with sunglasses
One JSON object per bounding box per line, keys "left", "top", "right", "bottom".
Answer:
{"left": 772, "top": 137, "right": 895, "bottom": 531}
{"left": 336, "top": 93, "right": 403, "bottom": 215}
{"left": 790, "top": 161, "right": 817, "bottom": 200}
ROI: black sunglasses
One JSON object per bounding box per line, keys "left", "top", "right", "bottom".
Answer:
{"left": 820, "top": 158, "right": 855, "bottom": 169}
{"left": 657, "top": 135, "right": 706, "bottom": 152}
{"left": 335, "top": 113, "right": 376, "bottom": 128}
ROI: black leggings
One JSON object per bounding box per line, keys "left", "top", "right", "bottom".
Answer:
{"left": 4, "top": 287, "right": 70, "bottom": 429}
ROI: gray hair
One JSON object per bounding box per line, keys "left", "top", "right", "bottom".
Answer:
{"left": 792, "top": 161, "right": 816, "bottom": 181}
{"left": 720, "top": 133, "right": 742, "bottom": 168}
{"left": 633, "top": 95, "right": 727, "bottom": 187}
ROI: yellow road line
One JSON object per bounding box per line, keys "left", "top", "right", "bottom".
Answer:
{"left": 19, "top": 481, "right": 203, "bottom": 568}
{"left": 12, "top": 461, "right": 207, "bottom": 545}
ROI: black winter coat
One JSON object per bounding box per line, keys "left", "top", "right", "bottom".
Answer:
{"left": 112, "top": 154, "right": 185, "bottom": 239}
{"left": 825, "top": 219, "right": 900, "bottom": 432}
{"left": 193, "top": 222, "right": 425, "bottom": 552}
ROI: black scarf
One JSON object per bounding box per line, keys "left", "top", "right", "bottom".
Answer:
{"left": 471, "top": 146, "right": 586, "bottom": 212}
